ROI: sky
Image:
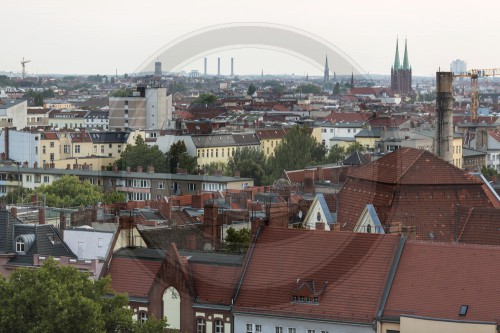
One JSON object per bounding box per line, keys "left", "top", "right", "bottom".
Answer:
{"left": 2, "top": 0, "right": 500, "bottom": 77}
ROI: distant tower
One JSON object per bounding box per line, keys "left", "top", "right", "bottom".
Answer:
{"left": 204, "top": 58, "right": 207, "bottom": 75}
{"left": 450, "top": 59, "right": 467, "bottom": 75}
{"left": 390, "top": 38, "right": 412, "bottom": 95}
{"left": 261, "top": 69, "right": 264, "bottom": 80}
{"left": 154, "top": 61, "right": 162, "bottom": 77}
{"left": 323, "top": 55, "right": 330, "bottom": 82}
{"left": 231, "top": 58, "right": 234, "bottom": 76}
{"left": 217, "top": 58, "right": 221, "bottom": 76}
{"left": 434, "top": 72, "right": 454, "bottom": 164}
{"left": 351, "top": 71, "right": 354, "bottom": 89}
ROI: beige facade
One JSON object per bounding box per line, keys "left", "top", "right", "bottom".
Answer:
{"left": 109, "top": 97, "right": 146, "bottom": 130}
{"left": 379, "top": 315, "right": 496, "bottom": 333}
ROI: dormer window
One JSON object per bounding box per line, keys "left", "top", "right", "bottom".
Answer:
{"left": 14, "top": 234, "right": 35, "bottom": 255}
{"left": 291, "top": 280, "right": 327, "bottom": 305}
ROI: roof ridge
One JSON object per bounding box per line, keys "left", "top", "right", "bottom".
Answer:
{"left": 394, "top": 149, "right": 426, "bottom": 183}
{"left": 457, "top": 206, "right": 475, "bottom": 242}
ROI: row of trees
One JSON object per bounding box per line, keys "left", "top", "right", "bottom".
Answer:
{"left": 223, "top": 126, "right": 364, "bottom": 185}
{"left": 114, "top": 136, "right": 198, "bottom": 174}
{"left": 1, "top": 175, "right": 126, "bottom": 208}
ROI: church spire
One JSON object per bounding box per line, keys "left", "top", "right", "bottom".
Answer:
{"left": 323, "top": 54, "right": 330, "bottom": 82}
{"left": 402, "top": 38, "right": 410, "bottom": 70}
{"left": 393, "top": 38, "right": 401, "bottom": 70}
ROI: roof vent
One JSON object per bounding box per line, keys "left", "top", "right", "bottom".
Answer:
{"left": 459, "top": 305, "right": 468, "bottom": 316}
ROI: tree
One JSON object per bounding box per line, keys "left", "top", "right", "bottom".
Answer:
{"left": 268, "top": 125, "right": 326, "bottom": 179}
{"left": 326, "top": 144, "right": 346, "bottom": 164}
{"left": 165, "top": 141, "right": 197, "bottom": 174}
{"left": 296, "top": 83, "right": 322, "bottom": 95}
{"left": 115, "top": 135, "right": 168, "bottom": 173}
{"left": 0, "top": 258, "right": 167, "bottom": 333}
{"left": 202, "top": 162, "right": 227, "bottom": 176}
{"left": 333, "top": 82, "right": 341, "bottom": 95}
{"left": 345, "top": 141, "right": 366, "bottom": 154}
{"left": 225, "top": 147, "right": 269, "bottom": 185}
{"left": 190, "top": 93, "right": 217, "bottom": 106}
{"left": 224, "top": 227, "right": 251, "bottom": 254}
{"left": 247, "top": 83, "right": 256, "bottom": 96}
{"left": 109, "top": 89, "right": 133, "bottom": 97}
{"left": 0, "top": 186, "right": 33, "bottom": 205}
{"left": 35, "top": 175, "right": 105, "bottom": 208}
{"left": 481, "top": 165, "right": 499, "bottom": 179}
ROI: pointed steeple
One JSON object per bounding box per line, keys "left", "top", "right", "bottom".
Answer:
{"left": 323, "top": 54, "right": 330, "bottom": 82}
{"left": 402, "top": 38, "right": 410, "bottom": 70}
{"left": 393, "top": 38, "right": 401, "bottom": 70}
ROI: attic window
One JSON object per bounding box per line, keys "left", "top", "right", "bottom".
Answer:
{"left": 459, "top": 305, "right": 468, "bottom": 316}
{"left": 16, "top": 237, "right": 25, "bottom": 253}
{"left": 47, "top": 235, "right": 61, "bottom": 245}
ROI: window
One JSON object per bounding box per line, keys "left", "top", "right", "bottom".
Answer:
{"left": 101, "top": 145, "right": 104, "bottom": 154}
{"left": 366, "top": 224, "right": 372, "bottom": 233}
{"left": 43, "top": 176, "right": 50, "bottom": 183}
{"left": 50, "top": 142, "right": 54, "bottom": 148}
{"left": 75, "top": 145, "right": 80, "bottom": 154}
{"left": 138, "top": 312, "right": 148, "bottom": 323}
{"left": 25, "top": 175, "right": 31, "bottom": 182}
{"left": 188, "top": 183, "right": 196, "bottom": 191}
{"left": 157, "top": 181, "right": 165, "bottom": 189}
{"left": 307, "top": 330, "right": 315, "bottom": 333}
{"left": 288, "top": 329, "right": 296, "bottom": 333}
{"left": 42, "top": 146, "right": 46, "bottom": 154}
{"left": 246, "top": 324, "right": 253, "bottom": 333}
{"left": 197, "top": 318, "right": 206, "bottom": 333}
{"left": 216, "top": 149, "right": 218, "bottom": 157}
{"left": 276, "top": 327, "right": 283, "bottom": 333}
{"left": 16, "top": 237, "right": 25, "bottom": 253}
{"left": 214, "top": 320, "right": 224, "bottom": 333}
{"left": 256, "top": 325, "right": 262, "bottom": 332}
{"left": 321, "top": 331, "right": 329, "bottom": 333}
{"left": 63, "top": 145, "right": 70, "bottom": 154}
{"left": 50, "top": 153, "right": 54, "bottom": 161}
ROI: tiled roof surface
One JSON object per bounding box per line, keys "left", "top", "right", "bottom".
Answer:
{"left": 349, "top": 148, "right": 481, "bottom": 185}
{"left": 108, "top": 257, "right": 162, "bottom": 298}
{"left": 324, "top": 112, "right": 370, "bottom": 124}
{"left": 255, "top": 128, "right": 287, "bottom": 140}
{"left": 457, "top": 206, "right": 500, "bottom": 245}
{"left": 191, "top": 263, "right": 241, "bottom": 305}
{"left": 234, "top": 228, "right": 399, "bottom": 323}
{"left": 384, "top": 241, "right": 500, "bottom": 323}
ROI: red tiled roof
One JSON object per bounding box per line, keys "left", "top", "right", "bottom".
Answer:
{"left": 234, "top": 228, "right": 399, "bottom": 323}
{"left": 488, "top": 130, "right": 500, "bottom": 143}
{"left": 457, "top": 206, "right": 500, "bottom": 245}
{"left": 368, "top": 116, "right": 410, "bottom": 128}
{"left": 108, "top": 257, "right": 162, "bottom": 298}
{"left": 191, "top": 263, "right": 241, "bottom": 305}
{"left": 349, "top": 148, "right": 481, "bottom": 185}
{"left": 384, "top": 241, "right": 500, "bottom": 323}
{"left": 255, "top": 128, "right": 287, "bottom": 140}
{"left": 42, "top": 132, "right": 59, "bottom": 140}
{"left": 324, "top": 112, "right": 370, "bottom": 124}
{"left": 338, "top": 148, "right": 497, "bottom": 241}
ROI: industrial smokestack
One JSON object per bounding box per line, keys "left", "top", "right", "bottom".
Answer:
{"left": 434, "top": 72, "right": 454, "bottom": 164}
{"left": 204, "top": 57, "right": 207, "bottom": 75}
{"left": 231, "top": 57, "right": 234, "bottom": 77}
{"left": 217, "top": 57, "right": 221, "bottom": 76}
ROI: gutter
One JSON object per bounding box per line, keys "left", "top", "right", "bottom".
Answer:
{"left": 376, "top": 236, "right": 406, "bottom": 325}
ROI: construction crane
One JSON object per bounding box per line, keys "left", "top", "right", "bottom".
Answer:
{"left": 21, "top": 57, "right": 31, "bottom": 79}
{"left": 453, "top": 68, "right": 500, "bottom": 122}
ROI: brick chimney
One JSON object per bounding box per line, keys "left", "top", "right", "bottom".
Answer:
{"left": 186, "top": 234, "right": 197, "bottom": 250}
{"left": 192, "top": 194, "right": 203, "bottom": 209}
{"left": 267, "top": 202, "right": 289, "bottom": 228}
{"left": 158, "top": 197, "right": 172, "bottom": 220}
{"left": 126, "top": 166, "right": 131, "bottom": 173}
{"left": 147, "top": 166, "right": 155, "bottom": 173}
{"left": 315, "top": 222, "right": 325, "bottom": 231}
{"left": 136, "top": 166, "right": 142, "bottom": 173}
{"left": 112, "top": 165, "right": 119, "bottom": 173}
{"left": 10, "top": 207, "right": 17, "bottom": 217}
{"left": 38, "top": 207, "right": 46, "bottom": 225}
{"left": 203, "top": 201, "right": 219, "bottom": 251}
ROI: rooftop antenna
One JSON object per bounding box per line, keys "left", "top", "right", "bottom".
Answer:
{"left": 21, "top": 57, "right": 31, "bottom": 79}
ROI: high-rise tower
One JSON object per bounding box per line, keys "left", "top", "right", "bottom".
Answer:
{"left": 390, "top": 38, "right": 412, "bottom": 95}
{"left": 323, "top": 55, "right": 330, "bottom": 82}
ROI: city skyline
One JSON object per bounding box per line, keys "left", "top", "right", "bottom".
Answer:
{"left": 3, "top": 0, "right": 500, "bottom": 76}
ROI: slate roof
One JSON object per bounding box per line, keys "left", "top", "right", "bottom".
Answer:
{"left": 88, "top": 132, "right": 129, "bottom": 143}
{"left": 343, "top": 151, "right": 370, "bottom": 166}
{"left": 7, "top": 224, "right": 76, "bottom": 266}
{"left": 383, "top": 241, "right": 500, "bottom": 323}
{"left": 234, "top": 228, "right": 400, "bottom": 324}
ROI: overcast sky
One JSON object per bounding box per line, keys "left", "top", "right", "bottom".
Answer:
{"left": 3, "top": 0, "right": 500, "bottom": 77}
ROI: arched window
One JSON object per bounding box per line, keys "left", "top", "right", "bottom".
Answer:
{"left": 366, "top": 224, "right": 372, "bottom": 233}
{"left": 16, "top": 237, "right": 25, "bottom": 253}
{"left": 196, "top": 318, "right": 206, "bottom": 333}
{"left": 214, "top": 319, "right": 224, "bottom": 333}
{"left": 138, "top": 312, "right": 148, "bottom": 323}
